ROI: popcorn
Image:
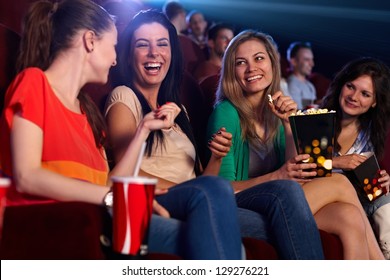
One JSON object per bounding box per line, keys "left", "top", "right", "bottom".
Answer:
{"left": 267, "top": 94, "right": 273, "bottom": 104}
{"left": 291, "top": 108, "right": 335, "bottom": 116}
{"left": 289, "top": 109, "right": 336, "bottom": 178}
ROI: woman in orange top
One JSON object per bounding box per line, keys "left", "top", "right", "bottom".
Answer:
{"left": 0, "top": 0, "right": 242, "bottom": 259}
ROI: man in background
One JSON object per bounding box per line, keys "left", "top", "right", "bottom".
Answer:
{"left": 193, "top": 23, "right": 234, "bottom": 83}
{"left": 286, "top": 41, "right": 317, "bottom": 109}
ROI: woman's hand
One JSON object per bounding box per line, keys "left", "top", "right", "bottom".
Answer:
{"left": 379, "top": 169, "right": 390, "bottom": 195}
{"left": 208, "top": 127, "right": 232, "bottom": 159}
{"left": 332, "top": 154, "right": 367, "bottom": 170}
{"left": 142, "top": 102, "right": 181, "bottom": 131}
{"left": 153, "top": 188, "right": 170, "bottom": 218}
{"left": 276, "top": 154, "right": 317, "bottom": 183}
{"left": 268, "top": 91, "right": 297, "bottom": 122}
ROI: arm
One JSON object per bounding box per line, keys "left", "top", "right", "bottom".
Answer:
{"left": 106, "top": 101, "right": 181, "bottom": 188}
{"left": 231, "top": 154, "right": 317, "bottom": 192}
{"left": 269, "top": 91, "right": 297, "bottom": 161}
{"left": 11, "top": 114, "right": 109, "bottom": 205}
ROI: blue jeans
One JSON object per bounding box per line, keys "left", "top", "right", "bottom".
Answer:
{"left": 354, "top": 183, "right": 390, "bottom": 217}
{"left": 150, "top": 176, "right": 242, "bottom": 260}
{"left": 235, "top": 180, "right": 324, "bottom": 260}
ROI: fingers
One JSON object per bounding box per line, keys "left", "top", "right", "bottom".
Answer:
{"left": 379, "top": 170, "right": 390, "bottom": 194}
{"left": 291, "top": 154, "right": 311, "bottom": 164}
{"left": 154, "top": 102, "right": 181, "bottom": 124}
{"left": 269, "top": 92, "right": 297, "bottom": 119}
{"left": 285, "top": 154, "right": 317, "bottom": 179}
{"left": 208, "top": 127, "right": 232, "bottom": 157}
{"left": 153, "top": 200, "right": 170, "bottom": 218}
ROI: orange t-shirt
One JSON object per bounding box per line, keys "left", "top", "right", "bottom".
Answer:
{"left": 0, "top": 68, "right": 108, "bottom": 205}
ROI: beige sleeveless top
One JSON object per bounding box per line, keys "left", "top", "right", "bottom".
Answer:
{"left": 105, "top": 86, "right": 196, "bottom": 184}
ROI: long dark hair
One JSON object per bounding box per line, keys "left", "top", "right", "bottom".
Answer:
{"left": 16, "top": 0, "right": 114, "bottom": 148}
{"left": 322, "top": 57, "right": 390, "bottom": 158}
{"left": 111, "top": 9, "right": 201, "bottom": 174}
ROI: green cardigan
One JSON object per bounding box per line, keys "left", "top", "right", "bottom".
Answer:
{"left": 206, "top": 100, "right": 286, "bottom": 181}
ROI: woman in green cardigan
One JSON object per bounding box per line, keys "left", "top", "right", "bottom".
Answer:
{"left": 207, "top": 29, "right": 384, "bottom": 259}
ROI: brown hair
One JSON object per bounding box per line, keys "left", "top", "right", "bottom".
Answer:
{"left": 322, "top": 57, "right": 390, "bottom": 158}
{"left": 16, "top": 0, "right": 114, "bottom": 148}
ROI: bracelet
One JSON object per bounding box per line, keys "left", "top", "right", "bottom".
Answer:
{"left": 102, "top": 189, "right": 113, "bottom": 209}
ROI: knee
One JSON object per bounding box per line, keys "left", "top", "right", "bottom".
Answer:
{"left": 191, "top": 176, "right": 235, "bottom": 201}
{"left": 332, "top": 173, "right": 358, "bottom": 198}
{"left": 270, "top": 179, "right": 306, "bottom": 200}
{"left": 262, "top": 180, "right": 311, "bottom": 211}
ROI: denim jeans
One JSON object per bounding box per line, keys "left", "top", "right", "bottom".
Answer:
{"left": 150, "top": 176, "right": 242, "bottom": 260}
{"left": 235, "top": 180, "right": 324, "bottom": 260}
{"left": 355, "top": 183, "right": 390, "bottom": 217}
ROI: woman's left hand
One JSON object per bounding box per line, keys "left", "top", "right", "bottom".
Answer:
{"left": 208, "top": 127, "right": 232, "bottom": 159}
{"left": 268, "top": 91, "right": 297, "bottom": 122}
{"left": 379, "top": 169, "right": 390, "bottom": 195}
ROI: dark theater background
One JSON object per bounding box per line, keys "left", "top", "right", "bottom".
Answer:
{"left": 1, "top": 0, "right": 390, "bottom": 79}
{"left": 143, "top": 0, "right": 390, "bottom": 79}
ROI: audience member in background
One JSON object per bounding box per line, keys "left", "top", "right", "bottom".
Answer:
{"left": 286, "top": 41, "right": 317, "bottom": 109}
{"left": 0, "top": 0, "right": 242, "bottom": 260}
{"left": 105, "top": 10, "right": 324, "bottom": 260}
{"left": 185, "top": 10, "right": 208, "bottom": 50}
{"left": 105, "top": 9, "right": 243, "bottom": 260}
{"left": 322, "top": 57, "right": 390, "bottom": 259}
{"left": 207, "top": 29, "right": 385, "bottom": 259}
{"left": 163, "top": 1, "right": 205, "bottom": 72}
{"left": 193, "top": 22, "right": 234, "bottom": 83}
{"left": 162, "top": 0, "right": 187, "bottom": 35}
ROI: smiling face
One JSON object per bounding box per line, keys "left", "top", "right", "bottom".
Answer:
{"left": 292, "top": 47, "right": 314, "bottom": 77}
{"left": 131, "top": 22, "right": 171, "bottom": 91}
{"left": 234, "top": 39, "right": 273, "bottom": 95}
{"left": 339, "top": 74, "right": 376, "bottom": 118}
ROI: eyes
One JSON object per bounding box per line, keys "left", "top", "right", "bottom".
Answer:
{"left": 235, "top": 55, "right": 265, "bottom": 66}
{"left": 345, "top": 82, "right": 373, "bottom": 98}
{"left": 134, "top": 39, "right": 170, "bottom": 49}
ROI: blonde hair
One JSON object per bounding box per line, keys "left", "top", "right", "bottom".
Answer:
{"left": 215, "top": 29, "right": 282, "bottom": 146}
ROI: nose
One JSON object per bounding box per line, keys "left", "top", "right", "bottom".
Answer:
{"left": 112, "top": 59, "right": 117, "bottom": 67}
{"left": 246, "top": 61, "right": 258, "bottom": 72}
{"left": 148, "top": 44, "right": 158, "bottom": 57}
{"left": 348, "top": 89, "right": 359, "bottom": 101}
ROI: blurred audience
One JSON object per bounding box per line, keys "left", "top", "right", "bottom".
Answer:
{"left": 286, "top": 41, "right": 317, "bottom": 109}
{"left": 162, "top": 0, "right": 187, "bottom": 34}
{"left": 163, "top": 1, "right": 205, "bottom": 72}
{"left": 193, "top": 22, "right": 234, "bottom": 83}
{"left": 185, "top": 10, "right": 208, "bottom": 50}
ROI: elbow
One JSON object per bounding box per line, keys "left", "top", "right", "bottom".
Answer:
{"left": 13, "top": 171, "right": 34, "bottom": 194}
